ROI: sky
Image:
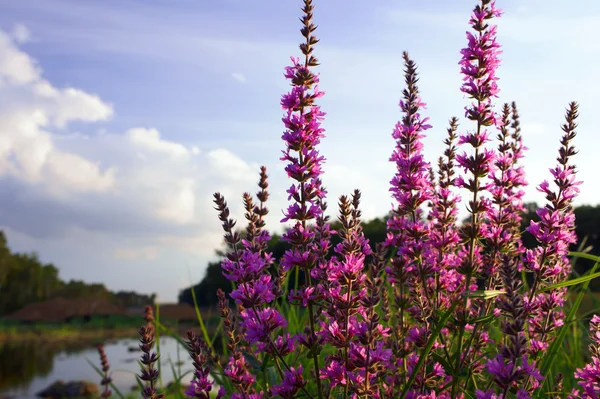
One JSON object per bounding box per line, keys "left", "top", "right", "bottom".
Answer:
{"left": 0, "top": 0, "right": 598, "bottom": 303}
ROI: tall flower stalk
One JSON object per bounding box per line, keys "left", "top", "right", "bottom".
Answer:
{"left": 280, "top": 1, "right": 327, "bottom": 397}
{"left": 574, "top": 315, "right": 600, "bottom": 397}
{"left": 524, "top": 102, "right": 581, "bottom": 357}
{"left": 430, "top": 118, "right": 462, "bottom": 313}
{"left": 97, "top": 345, "right": 112, "bottom": 399}
{"left": 384, "top": 51, "right": 441, "bottom": 396}
{"left": 139, "top": 306, "right": 164, "bottom": 399}
{"left": 452, "top": 1, "right": 502, "bottom": 394}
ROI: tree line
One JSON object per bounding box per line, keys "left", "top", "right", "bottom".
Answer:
{"left": 179, "top": 203, "right": 600, "bottom": 307}
{"left": 0, "top": 231, "right": 155, "bottom": 316}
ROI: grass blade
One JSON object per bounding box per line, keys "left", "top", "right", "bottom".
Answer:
{"left": 537, "top": 259, "right": 600, "bottom": 397}
{"left": 568, "top": 251, "right": 600, "bottom": 263}
{"left": 155, "top": 302, "right": 162, "bottom": 388}
{"left": 540, "top": 270, "right": 600, "bottom": 292}
{"left": 85, "top": 357, "right": 126, "bottom": 399}
{"left": 187, "top": 268, "right": 213, "bottom": 350}
{"left": 465, "top": 290, "right": 505, "bottom": 299}
{"left": 399, "top": 300, "right": 459, "bottom": 399}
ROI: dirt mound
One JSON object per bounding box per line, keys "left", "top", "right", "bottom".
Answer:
{"left": 5, "top": 297, "right": 127, "bottom": 323}
{"left": 37, "top": 380, "right": 99, "bottom": 398}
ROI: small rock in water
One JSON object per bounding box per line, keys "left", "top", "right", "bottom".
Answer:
{"left": 37, "top": 380, "right": 99, "bottom": 398}
{"left": 127, "top": 346, "right": 141, "bottom": 352}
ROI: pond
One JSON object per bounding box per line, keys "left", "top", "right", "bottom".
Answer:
{"left": 0, "top": 337, "right": 195, "bottom": 399}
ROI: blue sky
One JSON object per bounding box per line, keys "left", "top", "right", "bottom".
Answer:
{"left": 0, "top": 0, "right": 598, "bottom": 302}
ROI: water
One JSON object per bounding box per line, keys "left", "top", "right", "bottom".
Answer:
{"left": 0, "top": 337, "right": 195, "bottom": 399}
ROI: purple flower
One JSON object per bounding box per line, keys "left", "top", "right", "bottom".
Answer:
{"left": 224, "top": 355, "right": 256, "bottom": 391}
{"left": 322, "top": 359, "right": 347, "bottom": 388}
{"left": 574, "top": 315, "right": 600, "bottom": 398}
{"left": 185, "top": 331, "right": 218, "bottom": 399}
{"left": 525, "top": 103, "right": 581, "bottom": 354}
{"left": 230, "top": 274, "right": 276, "bottom": 308}
{"left": 185, "top": 377, "right": 212, "bottom": 399}
{"left": 385, "top": 52, "right": 438, "bottom": 345}
{"left": 486, "top": 355, "right": 543, "bottom": 391}
{"left": 240, "top": 307, "right": 287, "bottom": 344}
{"left": 271, "top": 366, "right": 306, "bottom": 398}
{"left": 455, "top": 0, "right": 503, "bottom": 278}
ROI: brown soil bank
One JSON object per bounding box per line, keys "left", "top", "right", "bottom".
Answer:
{"left": 4, "top": 298, "right": 128, "bottom": 323}
{"left": 0, "top": 323, "right": 207, "bottom": 346}
{"left": 0, "top": 326, "right": 139, "bottom": 345}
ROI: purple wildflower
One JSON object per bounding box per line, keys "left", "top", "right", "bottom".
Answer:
{"left": 139, "top": 306, "right": 164, "bottom": 399}
{"left": 525, "top": 102, "right": 581, "bottom": 356}
{"left": 573, "top": 316, "right": 600, "bottom": 397}
{"left": 271, "top": 366, "right": 307, "bottom": 399}
{"left": 455, "top": 0, "right": 502, "bottom": 277}
{"left": 240, "top": 307, "right": 287, "bottom": 345}
{"left": 385, "top": 54, "right": 436, "bottom": 375}
{"left": 185, "top": 330, "right": 220, "bottom": 399}
{"left": 97, "top": 345, "right": 112, "bottom": 399}
{"left": 483, "top": 103, "right": 528, "bottom": 280}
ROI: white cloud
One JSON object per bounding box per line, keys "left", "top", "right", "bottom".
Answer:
{"left": 0, "top": 30, "right": 39, "bottom": 85}
{"left": 155, "top": 178, "right": 196, "bottom": 225}
{"left": 127, "top": 127, "right": 190, "bottom": 159}
{"left": 0, "top": 24, "right": 277, "bottom": 244}
{"left": 46, "top": 152, "right": 116, "bottom": 194}
{"left": 208, "top": 148, "right": 254, "bottom": 181}
{"left": 38, "top": 84, "right": 114, "bottom": 128}
{"left": 0, "top": 30, "right": 115, "bottom": 194}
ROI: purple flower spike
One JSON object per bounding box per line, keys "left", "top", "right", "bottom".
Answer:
{"left": 525, "top": 102, "right": 581, "bottom": 361}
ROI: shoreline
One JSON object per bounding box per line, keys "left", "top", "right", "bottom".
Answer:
{"left": 0, "top": 327, "right": 140, "bottom": 345}
{"left": 0, "top": 324, "right": 207, "bottom": 346}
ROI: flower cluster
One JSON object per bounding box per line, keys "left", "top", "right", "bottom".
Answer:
{"left": 94, "top": 1, "right": 590, "bottom": 398}
{"left": 97, "top": 345, "right": 112, "bottom": 399}
{"left": 574, "top": 315, "right": 600, "bottom": 397}
{"left": 138, "top": 306, "right": 164, "bottom": 399}
{"left": 523, "top": 103, "right": 581, "bottom": 357}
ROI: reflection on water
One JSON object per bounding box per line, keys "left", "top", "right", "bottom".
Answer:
{"left": 0, "top": 337, "right": 194, "bottom": 399}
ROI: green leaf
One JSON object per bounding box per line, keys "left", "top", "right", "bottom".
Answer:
{"left": 168, "top": 358, "right": 178, "bottom": 383}
{"left": 135, "top": 374, "right": 145, "bottom": 395}
{"left": 260, "top": 353, "right": 272, "bottom": 372}
{"left": 540, "top": 270, "right": 600, "bottom": 292}
{"left": 305, "top": 343, "right": 322, "bottom": 359}
{"left": 569, "top": 251, "right": 600, "bottom": 263}
{"left": 399, "top": 300, "right": 459, "bottom": 399}
{"left": 187, "top": 268, "right": 213, "bottom": 349}
{"left": 536, "top": 259, "right": 600, "bottom": 398}
{"left": 243, "top": 351, "right": 262, "bottom": 372}
{"left": 164, "top": 369, "right": 193, "bottom": 396}
{"left": 459, "top": 386, "right": 476, "bottom": 399}
{"left": 465, "top": 290, "right": 505, "bottom": 299}
{"left": 156, "top": 321, "right": 188, "bottom": 350}
{"left": 85, "top": 357, "right": 126, "bottom": 399}
{"left": 155, "top": 302, "right": 162, "bottom": 388}
{"left": 431, "top": 352, "right": 454, "bottom": 376}
{"left": 467, "top": 314, "right": 496, "bottom": 325}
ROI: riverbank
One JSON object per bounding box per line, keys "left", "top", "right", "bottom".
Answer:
{"left": 0, "top": 320, "right": 211, "bottom": 346}
{"left": 0, "top": 325, "right": 140, "bottom": 345}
